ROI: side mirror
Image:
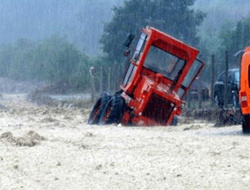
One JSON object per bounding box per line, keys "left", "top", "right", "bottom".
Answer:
{"left": 124, "top": 34, "right": 134, "bottom": 47}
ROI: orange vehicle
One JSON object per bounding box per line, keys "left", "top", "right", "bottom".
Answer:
{"left": 88, "top": 26, "right": 204, "bottom": 126}
{"left": 239, "top": 47, "right": 250, "bottom": 133}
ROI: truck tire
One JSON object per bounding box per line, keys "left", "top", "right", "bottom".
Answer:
{"left": 232, "top": 93, "right": 239, "bottom": 108}
{"left": 214, "top": 94, "right": 223, "bottom": 107}
{"left": 88, "top": 92, "right": 111, "bottom": 124}
{"left": 99, "top": 95, "right": 125, "bottom": 125}
{"left": 170, "top": 116, "right": 178, "bottom": 126}
{"left": 242, "top": 115, "right": 250, "bottom": 134}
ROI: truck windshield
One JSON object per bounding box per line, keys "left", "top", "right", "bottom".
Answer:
{"left": 132, "top": 33, "right": 147, "bottom": 61}
{"left": 182, "top": 59, "right": 203, "bottom": 87}
{"left": 144, "top": 46, "right": 185, "bottom": 81}
{"left": 177, "top": 59, "right": 203, "bottom": 98}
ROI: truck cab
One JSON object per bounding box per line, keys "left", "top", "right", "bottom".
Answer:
{"left": 120, "top": 26, "right": 204, "bottom": 125}
{"left": 88, "top": 26, "right": 204, "bottom": 126}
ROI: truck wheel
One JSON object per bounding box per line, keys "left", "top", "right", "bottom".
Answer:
{"left": 214, "top": 94, "right": 223, "bottom": 107}
{"left": 88, "top": 92, "right": 111, "bottom": 124}
{"left": 242, "top": 115, "right": 250, "bottom": 134}
{"left": 99, "top": 95, "right": 125, "bottom": 125}
{"left": 170, "top": 116, "right": 178, "bottom": 126}
{"left": 232, "top": 94, "right": 239, "bottom": 108}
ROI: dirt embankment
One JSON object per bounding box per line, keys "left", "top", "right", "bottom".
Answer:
{"left": 0, "top": 94, "right": 249, "bottom": 190}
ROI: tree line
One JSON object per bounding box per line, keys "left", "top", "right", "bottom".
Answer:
{"left": 0, "top": 36, "right": 92, "bottom": 92}
{"left": 0, "top": 0, "right": 249, "bottom": 94}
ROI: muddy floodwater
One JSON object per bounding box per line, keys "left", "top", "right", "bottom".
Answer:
{"left": 0, "top": 94, "right": 249, "bottom": 190}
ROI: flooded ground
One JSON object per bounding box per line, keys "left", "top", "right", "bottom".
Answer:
{"left": 48, "top": 94, "right": 91, "bottom": 101}
{"left": 0, "top": 94, "right": 249, "bottom": 190}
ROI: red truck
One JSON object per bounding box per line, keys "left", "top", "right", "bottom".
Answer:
{"left": 88, "top": 26, "right": 204, "bottom": 126}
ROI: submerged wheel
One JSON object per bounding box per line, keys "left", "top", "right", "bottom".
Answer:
{"left": 242, "top": 115, "right": 250, "bottom": 134}
{"left": 99, "top": 95, "right": 125, "bottom": 125}
{"left": 170, "top": 116, "right": 178, "bottom": 126}
{"left": 88, "top": 92, "right": 111, "bottom": 124}
{"left": 88, "top": 98, "right": 101, "bottom": 124}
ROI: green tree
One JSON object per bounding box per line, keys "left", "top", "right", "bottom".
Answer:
{"left": 69, "top": 54, "right": 91, "bottom": 91}
{"left": 220, "top": 15, "right": 250, "bottom": 67}
{"left": 33, "top": 35, "right": 82, "bottom": 82}
{"left": 0, "top": 36, "right": 92, "bottom": 92}
{"left": 100, "top": 0, "right": 205, "bottom": 64}
{"left": 0, "top": 45, "right": 15, "bottom": 77}
{"left": 7, "top": 38, "right": 35, "bottom": 80}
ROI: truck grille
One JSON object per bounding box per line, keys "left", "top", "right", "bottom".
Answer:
{"left": 142, "top": 93, "right": 175, "bottom": 125}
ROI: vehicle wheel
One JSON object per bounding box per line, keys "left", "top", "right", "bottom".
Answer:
{"left": 214, "top": 94, "right": 223, "bottom": 107}
{"left": 170, "top": 116, "right": 178, "bottom": 126}
{"left": 232, "top": 93, "right": 239, "bottom": 108}
{"left": 88, "top": 92, "right": 111, "bottom": 124}
{"left": 99, "top": 95, "right": 125, "bottom": 125}
{"left": 242, "top": 115, "right": 250, "bottom": 134}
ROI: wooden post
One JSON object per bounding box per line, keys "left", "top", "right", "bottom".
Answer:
{"left": 186, "top": 90, "right": 191, "bottom": 109}
{"left": 108, "top": 67, "right": 111, "bottom": 93}
{"left": 210, "top": 55, "right": 215, "bottom": 107}
{"left": 113, "top": 61, "right": 118, "bottom": 92}
{"left": 100, "top": 66, "right": 103, "bottom": 94}
{"left": 198, "top": 77, "right": 202, "bottom": 109}
{"left": 90, "top": 66, "right": 96, "bottom": 103}
{"left": 224, "top": 51, "right": 229, "bottom": 108}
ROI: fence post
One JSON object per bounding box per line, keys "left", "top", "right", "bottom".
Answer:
{"left": 113, "top": 61, "right": 119, "bottom": 92}
{"left": 100, "top": 66, "right": 103, "bottom": 94}
{"left": 108, "top": 67, "right": 111, "bottom": 93}
{"left": 186, "top": 91, "right": 191, "bottom": 109}
{"left": 210, "top": 55, "right": 215, "bottom": 107}
{"left": 90, "top": 66, "right": 96, "bottom": 103}
{"left": 198, "top": 77, "right": 202, "bottom": 109}
{"left": 224, "top": 51, "right": 229, "bottom": 108}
